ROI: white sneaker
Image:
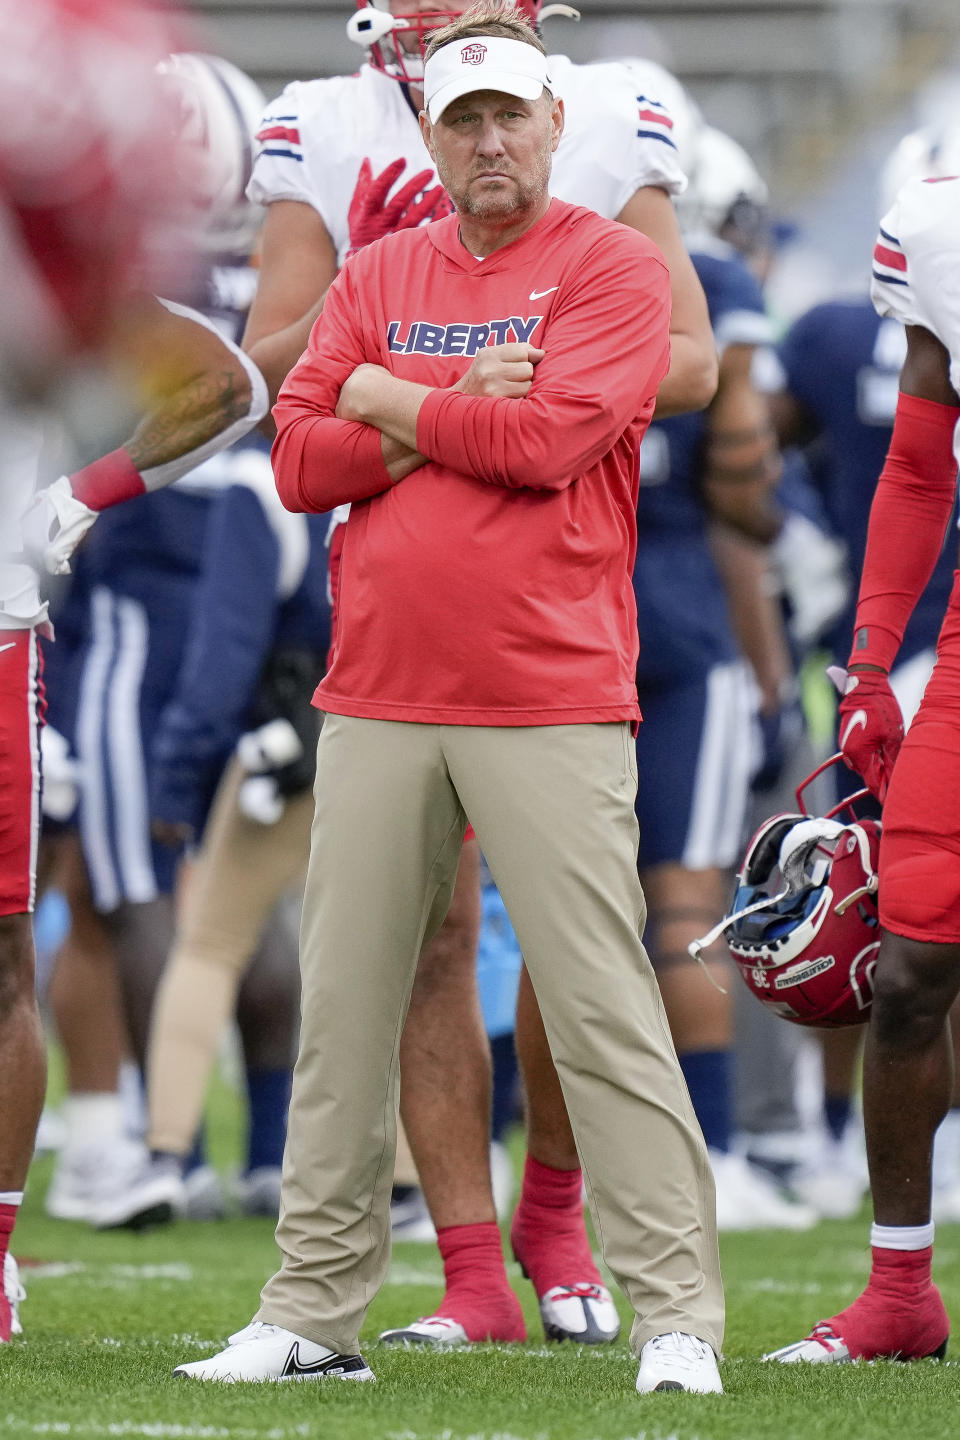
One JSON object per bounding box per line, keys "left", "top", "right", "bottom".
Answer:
{"left": 173, "top": 1320, "right": 375, "bottom": 1383}
{"left": 636, "top": 1332, "right": 723, "bottom": 1393}
{"left": 711, "top": 1150, "right": 817, "bottom": 1232}
{"left": 233, "top": 1166, "right": 283, "bottom": 1218}
{"left": 93, "top": 1154, "right": 186, "bottom": 1231}
{"left": 3, "top": 1254, "right": 25, "bottom": 1340}
{"left": 46, "top": 1138, "right": 156, "bottom": 1224}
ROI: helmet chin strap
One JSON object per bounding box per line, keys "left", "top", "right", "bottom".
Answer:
{"left": 686, "top": 886, "right": 792, "bottom": 990}
{"left": 833, "top": 826, "right": 879, "bottom": 915}
{"left": 688, "top": 887, "right": 791, "bottom": 960}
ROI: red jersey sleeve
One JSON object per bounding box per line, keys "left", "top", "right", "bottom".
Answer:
{"left": 272, "top": 266, "right": 395, "bottom": 513}
{"left": 414, "top": 229, "right": 670, "bottom": 491}
{"left": 848, "top": 389, "right": 960, "bottom": 671}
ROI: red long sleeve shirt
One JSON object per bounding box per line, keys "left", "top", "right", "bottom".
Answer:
{"left": 272, "top": 198, "right": 670, "bottom": 725}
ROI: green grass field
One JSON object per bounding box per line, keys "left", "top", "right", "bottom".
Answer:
{"left": 7, "top": 1130, "right": 960, "bottom": 1440}
{"left": 4, "top": 1056, "right": 960, "bottom": 1440}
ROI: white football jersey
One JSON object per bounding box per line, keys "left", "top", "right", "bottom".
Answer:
{"left": 0, "top": 401, "right": 47, "bottom": 631}
{"left": 248, "top": 56, "right": 686, "bottom": 268}
{"left": 871, "top": 175, "right": 960, "bottom": 460}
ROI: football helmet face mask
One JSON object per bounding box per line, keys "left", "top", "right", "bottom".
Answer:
{"left": 347, "top": 2, "right": 464, "bottom": 85}
{"left": 689, "top": 755, "right": 881, "bottom": 1028}
{"left": 346, "top": 0, "right": 579, "bottom": 85}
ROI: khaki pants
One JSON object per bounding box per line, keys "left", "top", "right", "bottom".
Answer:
{"left": 258, "top": 715, "right": 724, "bottom": 1357}
{"left": 148, "top": 754, "right": 314, "bottom": 1154}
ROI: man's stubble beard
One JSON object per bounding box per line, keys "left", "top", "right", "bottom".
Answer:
{"left": 436, "top": 144, "right": 552, "bottom": 222}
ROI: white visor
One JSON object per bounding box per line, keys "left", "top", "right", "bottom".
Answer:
{"left": 423, "top": 36, "right": 552, "bottom": 124}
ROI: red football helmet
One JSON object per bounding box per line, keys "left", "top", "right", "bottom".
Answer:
{"left": 689, "top": 755, "right": 881, "bottom": 1028}
{"left": 346, "top": 0, "right": 579, "bottom": 84}
{"left": 0, "top": 0, "right": 190, "bottom": 374}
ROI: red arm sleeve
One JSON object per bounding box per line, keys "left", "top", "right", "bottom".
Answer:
{"left": 271, "top": 268, "right": 395, "bottom": 513}
{"left": 415, "top": 232, "right": 671, "bottom": 491}
{"left": 848, "top": 391, "right": 960, "bottom": 671}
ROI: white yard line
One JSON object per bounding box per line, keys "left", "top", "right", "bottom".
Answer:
{"left": 382, "top": 1263, "right": 445, "bottom": 1286}
{"left": 1, "top": 1423, "right": 314, "bottom": 1439}
{"left": 25, "top": 1263, "right": 193, "bottom": 1285}
{"left": 3, "top": 1430, "right": 685, "bottom": 1440}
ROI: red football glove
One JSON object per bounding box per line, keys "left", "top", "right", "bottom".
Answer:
{"left": 346, "top": 157, "right": 450, "bottom": 256}
{"left": 828, "top": 665, "right": 904, "bottom": 803}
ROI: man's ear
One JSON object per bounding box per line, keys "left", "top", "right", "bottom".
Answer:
{"left": 419, "top": 110, "right": 436, "bottom": 162}
{"left": 551, "top": 96, "right": 565, "bottom": 153}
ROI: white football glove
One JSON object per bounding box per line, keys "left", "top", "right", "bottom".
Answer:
{"left": 40, "top": 724, "right": 83, "bottom": 822}
{"left": 20, "top": 476, "right": 98, "bottom": 576}
{"left": 770, "top": 512, "right": 850, "bottom": 649}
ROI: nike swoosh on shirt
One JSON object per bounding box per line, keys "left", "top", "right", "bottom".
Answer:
{"left": 0, "top": 643, "right": 17, "bottom": 655}
{"left": 529, "top": 286, "right": 559, "bottom": 300}
{"left": 839, "top": 710, "right": 868, "bottom": 748}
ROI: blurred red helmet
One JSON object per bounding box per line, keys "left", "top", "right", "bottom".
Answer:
{"left": 690, "top": 756, "right": 881, "bottom": 1028}
{"left": 0, "top": 0, "right": 191, "bottom": 376}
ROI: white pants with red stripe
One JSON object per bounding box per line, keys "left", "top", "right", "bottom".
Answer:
{"left": 0, "top": 629, "right": 44, "bottom": 916}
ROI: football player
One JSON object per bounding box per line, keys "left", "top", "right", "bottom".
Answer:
{"left": 767, "top": 129, "right": 960, "bottom": 1366}
{"left": 0, "top": 0, "right": 233, "bottom": 1342}
{"left": 35, "top": 55, "right": 297, "bottom": 1230}
{"left": 767, "top": 137, "right": 957, "bottom": 1223}
{"left": 628, "top": 126, "right": 815, "bottom": 1232}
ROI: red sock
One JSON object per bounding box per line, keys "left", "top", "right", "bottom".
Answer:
{"left": 0, "top": 1201, "right": 20, "bottom": 1344}
{"left": 432, "top": 1222, "right": 526, "bottom": 1342}
{"left": 510, "top": 1155, "right": 602, "bottom": 1297}
{"left": 829, "top": 1247, "right": 949, "bottom": 1360}
{"left": 0, "top": 1202, "right": 17, "bottom": 1270}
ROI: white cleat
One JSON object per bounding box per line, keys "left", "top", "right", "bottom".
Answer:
{"left": 539, "top": 1283, "right": 620, "bottom": 1344}
{"left": 174, "top": 1320, "right": 375, "bottom": 1383}
{"left": 46, "top": 1138, "right": 160, "bottom": 1225}
{"left": 93, "top": 1155, "right": 186, "bottom": 1231}
{"left": 711, "top": 1150, "right": 817, "bottom": 1232}
{"left": 636, "top": 1332, "right": 723, "bottom": 1393}
{"left": 379, "top": 1315, "right": 469, "bottom": 1347}
{"left": 3, "top": 1254, "right": 25, "bottom": 1339}
{"left": 763, "top": 1322, "right": 852, "bottom": 1364}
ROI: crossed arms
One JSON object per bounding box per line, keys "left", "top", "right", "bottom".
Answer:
{"left": 272, "top": 236, "right": 671, "bottom": 513}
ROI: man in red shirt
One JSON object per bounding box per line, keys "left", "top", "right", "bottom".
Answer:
{"left": 176, "top": 5, "right": 724, "bottom": 1396}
